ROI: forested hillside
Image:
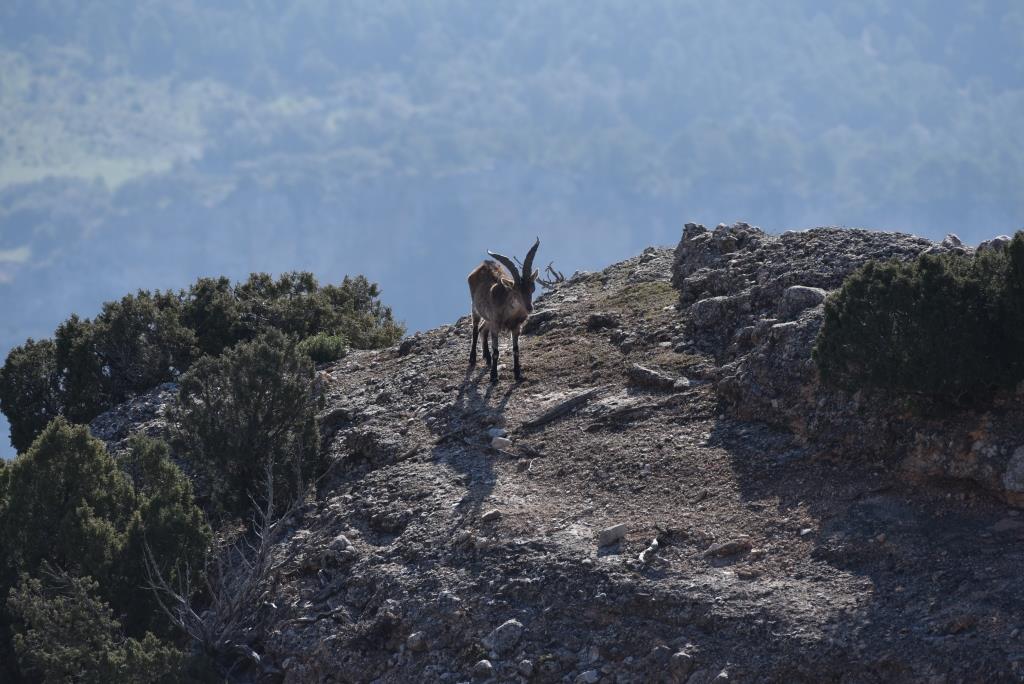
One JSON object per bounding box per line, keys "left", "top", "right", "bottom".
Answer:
{"left": 2, "top": 1, "right": 1022, "bottom": 454}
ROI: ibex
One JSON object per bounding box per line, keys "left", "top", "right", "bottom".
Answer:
{"left": 468, "top": 238, "right": 540, "bottom": 383}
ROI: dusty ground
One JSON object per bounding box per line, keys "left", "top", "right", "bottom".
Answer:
{"left": 194, "top": 248, "right": 1024, "bottom": 682}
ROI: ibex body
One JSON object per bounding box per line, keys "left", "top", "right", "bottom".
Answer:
{"left": 468, "top": 238, "right": 540, "bottom": 382}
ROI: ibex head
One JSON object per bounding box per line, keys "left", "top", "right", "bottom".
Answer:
{"left": 487, "top": 237, "right": 541, "bottom": 312}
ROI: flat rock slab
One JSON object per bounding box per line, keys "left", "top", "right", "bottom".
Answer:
{"left": 598, "top": 523, "right": 628, "bottom": 546}
{"left": 627, "top": 363, "right": 678, "bottom": 391}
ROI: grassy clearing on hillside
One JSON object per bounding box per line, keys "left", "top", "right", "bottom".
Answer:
{"left": 600, "top": 281, "right": 677, "bottom": 317}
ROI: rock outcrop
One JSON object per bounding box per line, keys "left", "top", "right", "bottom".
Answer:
{"left": 673, "top": 221, "right": 1024, "bottom": 505}
{"left": 88, "top": 382, "right": 178, "bottom": 454}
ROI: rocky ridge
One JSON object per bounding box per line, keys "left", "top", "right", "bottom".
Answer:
{"left": 91, "top": 227, "right": 1024, "bottom": 683}
{"left": 673, "top": 222, "right": 1024, "bottom": 506}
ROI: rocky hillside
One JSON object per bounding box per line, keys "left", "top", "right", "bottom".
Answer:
{"left": 92, "top": 227, "right": 1024, "bottom": 683}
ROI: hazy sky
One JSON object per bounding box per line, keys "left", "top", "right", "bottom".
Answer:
{"left": 1, "top": 1, "right": 1022, "bottom": 456}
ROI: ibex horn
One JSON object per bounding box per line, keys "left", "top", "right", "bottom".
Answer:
{"left": 522, "top": 237, "right": 540, "bottom": 279}
{"left": 487, "top": 251, "right": 521, "bottom": 285}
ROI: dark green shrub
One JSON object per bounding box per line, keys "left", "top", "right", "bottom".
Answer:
{"left": 814, "top": 232, "right": 1024, "bottom": 402}
{"left": 1003, "top": 234, "right": 1024, "bottom": 379}
{"left": 54, "top": 314, "right": 109, "bottom": 424}
{"left": 0, "top": 421, "right": 209, "bottom": 676}
{"left": 297, "top": 332, "right": 348, "bottom": 364}
{"left": 182, "top": 271, "right": 404, "bottom": 357}
{"left": 0, "top": 460, "right": 8, "bottom": 682}
{"left": 0, "top": 339, "right": 60, "bottom": 453}
{"left": 3, "top": 271, "right": 401, "bottom": 453}
{"left": 90, "top": 291, "right": 197, "bottom": 402}
{"left": 181, "top": 276, "right": 244, "bottom": 357}
{"left": 235, "top": 271, "right": 324, "bottom": 339}
{"left": 0, "top": 418, "right": 135, "bottom": 587}
{"left": 0, "top": 458, "right": 7, "bottom": 508}
{"left": 0, "top": 457, "right": 7, "bottom": 582}
{"left": 323, "top": 275, "right": 406, "bottom": 349}
{"left": 0, "top": 418, "right": 135, "bottom": 680}
{"left": 234, "top": 272, "right": 405, "bottom": 348}
{"left": 115, "top": 436, "right": 211, "bottom": 637}
{"left": 50, "top": 292, "right": 196, "bottom": 428}
{"left": 172, "top": 330, "right": 323, "bottom": 516}
{"left": 8, "top": 571, "right": 182, "bottom": 684}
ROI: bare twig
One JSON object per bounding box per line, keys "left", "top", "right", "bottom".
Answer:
{"left": 145, "top": 459, "right": 304, "bottom": 675}
{"left": 537, "top": 262, "right": 566, "bottom": 289}
{"left": 513, "top": 257, "right": 565, "bottom": 290}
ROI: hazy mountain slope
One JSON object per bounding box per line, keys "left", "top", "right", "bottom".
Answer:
{"left": 3, "top": 2, "right": 1022, "bottom": 454}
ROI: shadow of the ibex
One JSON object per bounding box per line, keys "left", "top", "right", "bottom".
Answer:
{"left": 429, "top": 365, "right": 517, "bottom": 529}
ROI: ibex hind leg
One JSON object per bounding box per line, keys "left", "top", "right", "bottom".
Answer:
{"left": 489, "top": 328, "right": 500, "bottom": 383}
{"left": 469, "top": 313, "right": 481, "bottom": 367}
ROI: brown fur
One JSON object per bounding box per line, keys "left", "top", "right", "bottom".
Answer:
{"left": 469, "top": 261, "right": 530, "bottom": 333}
{"left": 467, "top": 257, "right": 538, "bottom": 382}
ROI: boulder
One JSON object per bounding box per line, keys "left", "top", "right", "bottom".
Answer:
{"left": 977, "top": 234, "right": 1012, "bottom": 253}
{"left": 598, "top": 523, "right": 627, "bottom": 546}
{"left": 777, "top": 285, "right": 827, "bottom": 320}
{"left": 482, "top": 619, "right": 524, "bottom": 654}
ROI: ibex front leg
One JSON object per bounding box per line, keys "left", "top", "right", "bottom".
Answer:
{"left": 481, "top": 322, "right": 491, "bottom": 366}
{"left": 512, "top": 330, "right": 523, "bottom": 382}
{"left": 489, "top": 328, "right": 500, "bottom": 383}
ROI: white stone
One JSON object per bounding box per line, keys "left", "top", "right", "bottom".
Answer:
{"left": 406, "top": 631, "right": 427, "bottom": 652}
{"left": 329, "top": 534, "right": 352, "bottom": 550}
{"left": 472, "top": 659, "right": 493, "bottom": 679}
{"left": 671, "top": 651, "right": 694, "bottom": 676}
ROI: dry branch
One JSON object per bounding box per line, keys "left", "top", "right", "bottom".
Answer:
{"left": 537, "top": 262, "right": 566, "bottom": 289}
{"left": 145, "top": 460, "right": 303, "bottom": 675}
